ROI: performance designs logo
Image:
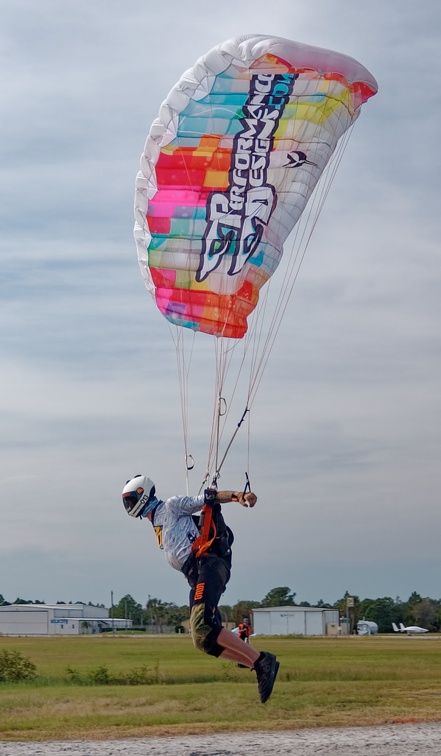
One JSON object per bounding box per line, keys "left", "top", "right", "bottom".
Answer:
{"left": 196, "top": 72, "right": 297, "bottom": 282}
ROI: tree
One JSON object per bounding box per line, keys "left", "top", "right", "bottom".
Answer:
{"left": 411, "top": 598, "right": 438, "bottom": 631}
{"left": 232, "top": 600, "right": 261, "bottom": 625}
{"left": 261, "top": 587, "right": 296, "bottom": 607}
{"left": 334, "top": 592, "right": 360, "bottom": 617}
{"left": 316, "top": 599, "right": 332, "bottom": 608}
{"left": 112, "top": 594, "right": 143, "bottom": 626}
{"left": 218, "top": 605, "right": 234, "bottom": 623}
{"left": 404, "top": 591, "right": 423, "bottom": 624}
{"left": 144, "top": 597, "right": 185, "bottom": 630}
{"left": 431, "top": 602, "right": 441, "bottom": 632}
{"left": 358, "top": 597, "right": 396, "bottom": 633}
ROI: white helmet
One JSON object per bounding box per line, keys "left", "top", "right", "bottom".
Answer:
{"left": 122, "top": 475, "right": 157, "bottom": 518}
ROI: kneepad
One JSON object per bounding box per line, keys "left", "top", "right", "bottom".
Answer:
{"left": 190, "top": 603, "right": 223, "bottom": 657}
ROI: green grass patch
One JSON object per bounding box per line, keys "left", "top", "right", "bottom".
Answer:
{"left": 0, "top": 634, "right": 441, "bottom": 741}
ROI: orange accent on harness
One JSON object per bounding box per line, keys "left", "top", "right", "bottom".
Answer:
{"left": 191, "top": 504, "right": 217, "bottom": 558}
{"left": 194, "top": 582, "right": 205, "bottom": 601}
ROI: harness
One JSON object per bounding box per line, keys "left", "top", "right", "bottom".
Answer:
{"left": 191, "top": 474, "right": 251, "bottom": 558}
{"left": 191, "top": 487, "right": 218, "bottom": 558}
{"left": 183, "top": 487, "right": 234, "bottom": 591}
{"left": 191, "top": 487, "right": 236, "bottom": 560}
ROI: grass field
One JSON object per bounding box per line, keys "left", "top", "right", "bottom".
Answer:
{"left": 1, "top": 634, "right": 441, "bottom": 741}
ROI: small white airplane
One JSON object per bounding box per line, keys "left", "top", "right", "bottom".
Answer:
{"left": 392, "top": 622, "right": 429, "bottom": 635}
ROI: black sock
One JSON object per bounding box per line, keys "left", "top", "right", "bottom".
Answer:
{"left": 254, "top": 651, "right": 265, "bottom": 668}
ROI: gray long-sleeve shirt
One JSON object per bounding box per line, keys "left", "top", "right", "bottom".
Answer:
{"left": 150, "top": 494, "right": 205, "bottom": 572}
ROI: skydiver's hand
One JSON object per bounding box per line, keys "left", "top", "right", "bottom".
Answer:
{"left": 217, "top": 490, "right": 257, "bottom": 507}
{"left": 236, "top": 491, "right": 257, "bottom": 508}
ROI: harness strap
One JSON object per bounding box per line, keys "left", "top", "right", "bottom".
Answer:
{"left": 191, "top": 487, "right": 218, "bottom": 558}
{"left": 191, "top": 504, "right": 217, "bottom": 558}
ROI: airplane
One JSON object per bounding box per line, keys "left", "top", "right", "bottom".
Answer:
{"left": 392, "top": 622, "right": 429, "bottom": 635}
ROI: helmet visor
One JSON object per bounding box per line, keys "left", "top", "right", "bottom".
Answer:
{"left": 123, "top": 486, "right": 146, "bottom": 517}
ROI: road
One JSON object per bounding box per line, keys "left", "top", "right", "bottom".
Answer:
{"left": 1, "top": 723, "right": 441, "bottom": 755}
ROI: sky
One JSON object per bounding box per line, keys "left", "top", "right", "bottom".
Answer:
{"left": 1, "top": 0, "right": 440, "bottom": 612}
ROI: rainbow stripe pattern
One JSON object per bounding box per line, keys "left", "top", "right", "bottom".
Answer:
{"left": 135, "top": 35, "right": 377, "bottom": 338}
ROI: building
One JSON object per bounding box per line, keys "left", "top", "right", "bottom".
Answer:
{"left": 252, "top": 606, "right": 339, "bottom": 636}
{"left": 0, "top": 603, "right": 131, "bottom": 636}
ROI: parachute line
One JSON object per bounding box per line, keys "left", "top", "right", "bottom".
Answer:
{"left": 168, "top": 324, "right": 196, "bottom": 495}
{"left": 173, "top": 119, "right": 358, "bottom": 485}
{"left": 246, "top": 125, "right": 356, "bottom": 410}
{"left": 201, "top": 125, "right": 356, "bottom": 477}
{"left": 135, "top": 36, "right": 377, "bottom": 488}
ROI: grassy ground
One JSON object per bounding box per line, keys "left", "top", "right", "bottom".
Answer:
{"left": 1, "top": 634, "right": 441, "bottom": 741}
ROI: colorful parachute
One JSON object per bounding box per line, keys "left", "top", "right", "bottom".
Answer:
{"left": 134, "top": 35, "right": 377, "bottom": 339}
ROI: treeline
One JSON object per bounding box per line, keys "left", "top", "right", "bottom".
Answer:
{"left": 0, "top": 597, "right": 106, "bottom": 608}
{"left": 2, "top": 588, "right": 441, "bottom": 633}
{"left": 335, "top": 591, "right": 441, "bottom": 634}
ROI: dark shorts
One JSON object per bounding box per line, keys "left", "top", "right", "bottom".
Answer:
{"left": 183, "top": 530, "right": 233, "bottom": 657}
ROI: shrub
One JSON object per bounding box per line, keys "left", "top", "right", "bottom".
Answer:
{"left": 0, "top": 649, "right": 37, "bottom": 682}
{"left": 122, "top": 663, "right": 162, "bottom": 685}
{"left": 88, "top": 665, "right": 110, "bottom": 685}
{"left": 66, "top": 665, "right": 83, "bottom": 684}
{"left": 66, "top": 665, "right": 111, "bottom": 685}
{"left": 65, "top": 662, "right": 162, "bottom": 685}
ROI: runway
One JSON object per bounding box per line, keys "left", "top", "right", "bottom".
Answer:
{"left": 1, "top": 722, "right": 441, "bottom": 755}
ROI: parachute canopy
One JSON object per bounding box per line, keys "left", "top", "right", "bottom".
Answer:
{"left": 135, "top": 35, "right": 377, "bottom": 339}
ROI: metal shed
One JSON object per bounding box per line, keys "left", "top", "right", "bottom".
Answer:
{"left": 252, "top": 606, "right": 339, "bottom": 636}
{"left": 0, "top": 603, "right": 130, "bottom": 636}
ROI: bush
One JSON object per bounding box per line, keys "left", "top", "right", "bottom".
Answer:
{"left": 0, "top": 649, "right": 37, "bottom": 682}
{"left": 66, "top": 665, "right": 83, "bottom": 684}
{"left": 65, "top": 662, "right": 162, "bottom": 685}
{"left": 66, "top": 665, "right": 110, "bottom": 685}
{"left": 88, "top": 665, "right": 110, "bottom": 685}
{"left": 121, "top": 663, "right": 162, "bottom": 685}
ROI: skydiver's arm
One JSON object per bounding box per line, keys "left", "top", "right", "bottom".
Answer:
{"left": 167, "top": 494, "right": 205, "bottom": 516}
{"left": 215, "top": 491, "right": 257, "bottom": 508}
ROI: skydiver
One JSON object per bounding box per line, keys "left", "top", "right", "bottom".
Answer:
{"left": 238, "top": 617, "right": 252, "bottom": 643}
{"left": 122, "top": 475, "right": 280, "bottom": 703}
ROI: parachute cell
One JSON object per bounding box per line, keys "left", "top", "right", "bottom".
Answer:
{"left": 135, "top": 35, "right": 377, "bottom": 339}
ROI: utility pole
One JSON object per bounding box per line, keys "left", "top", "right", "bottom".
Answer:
{"left": 111, "top": 591, "right": 115, "bottom": 636}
